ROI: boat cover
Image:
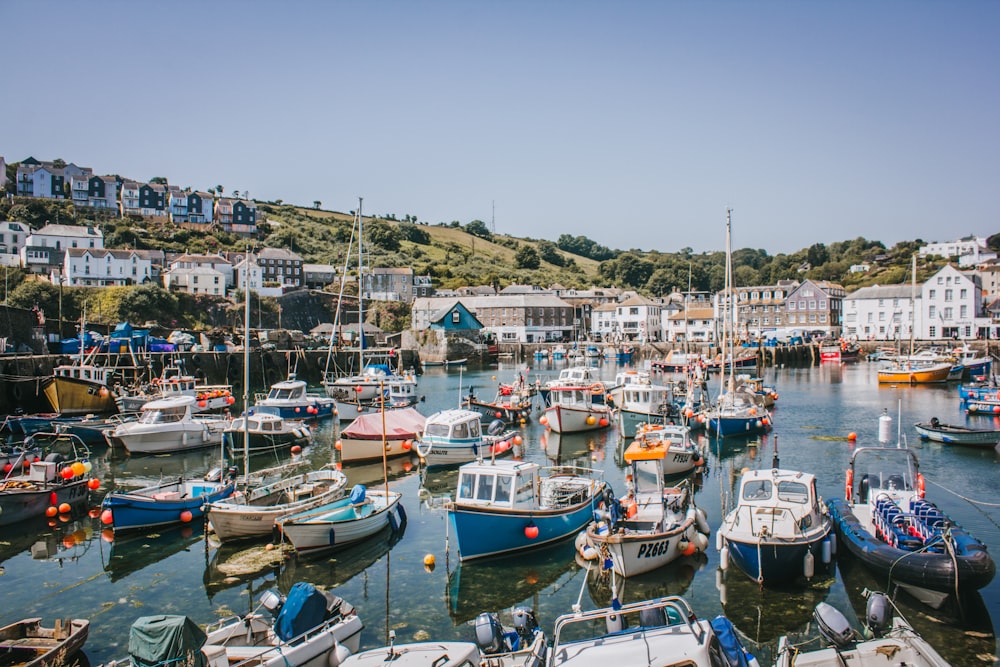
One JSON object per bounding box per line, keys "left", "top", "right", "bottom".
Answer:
{"left": 128, "top": 615, "right": 206, "bottom": 667}
{"left": 275, "top": 582, "right": 330, "bottom": 642}
{"left": 341, "top": 407, "right": 426, "bottom": 440}
{"left": 710, "top": 616, "right": 753, "bottom": 667}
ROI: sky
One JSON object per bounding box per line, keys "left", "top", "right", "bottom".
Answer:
{"left": 2, "top": 1, "right": 997, "bottom": 255}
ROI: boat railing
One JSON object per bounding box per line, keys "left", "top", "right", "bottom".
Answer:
{"left": 552, "top": 596, "right": 705, "bottom": 651}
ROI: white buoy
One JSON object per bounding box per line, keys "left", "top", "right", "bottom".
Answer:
{"left": 694, "top": 532, "right": 710, "bottom": 553}
{"left": 829, "top": 531, "right": 837, "bottom": 556}
{"left": 606, "top": 612, "right": 625, "bottom": 633}
{"left": 878, "top": 411, "right": 893, "bottom": 444}
{"left": 719, "top": 544, "right": 730, "bottom": 570}
{"left": 804, "top": 550, "right": 815, "bottom": 579}
{"left": 821, "top": 537, "right": 832, "bottom": 565}
{"left": 695, "top": 507, "right": 710, "bottom": 535}
{"left": 716, "top": 569, "right": 727, "bottom": 605}
{"left": 716, "top": 530, "right": 725, "bottom": 552}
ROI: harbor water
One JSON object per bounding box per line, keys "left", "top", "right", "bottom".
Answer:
{"left": 1, "top": 360, "right": 998, "bottom": 666}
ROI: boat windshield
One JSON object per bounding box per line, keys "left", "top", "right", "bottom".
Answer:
{"left": 852, "top": 448, "right": 918, "bottom": 494}
{"left": 742, "top": 479, "right": 772, "bottom": 501}
{"left": 424, "top": 423, "right": 450, "bottom": 438}
{"left": 632, "top": 460, "right": 662, "bottom": 495}
{"left": 139, "top": 406, "right": 185, "bottom": 424}
{"left": 267, "top": 387, "right": 302, "bottom": 400}
{"left": 776, "top": 480, "right": 809, "bottom": 504}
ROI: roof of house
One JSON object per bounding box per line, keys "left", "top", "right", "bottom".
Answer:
{"left": 31, "top": 224, "right": 102, "bottom": 238}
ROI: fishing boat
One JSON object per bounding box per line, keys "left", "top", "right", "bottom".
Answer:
{"left": 116, "top": 358, "right": 234, "bottom": 414}
{"left": 104, "top": 395, "right": 232, "bottom": 454}
{"left": 548, "top": 596, "right": 757, "bottom": 667}
{"left": 952, "top": 345, "right": 992, "bottom": 381}
{"left": 775, "top": 590, "right": 949, "bottom": 667}
{"left": 914, "top": 417, "right": 1000, "bottom": 448}
{"left": 340, "top": 607, "right": 546, "bottom": 667}
{"left": 628, "top": 423, "right": 705, "bottom": 477}
{"left": 206, "top": 468, "right": 349, "bottom": 542}
{"left": 542, "top": 385, "right": 612, "bottom": 433}
{"left": 0, "top": 617, "right": 89, "bottom": 667}
{"left": 414, "top": 409, "right": 518, "bottom": 469}
{"left": 328, "top": 374, "right": 420, "bottom": 422}
{"left": 575, "top": 439, "right": 708, "bottom": 577}
{"left": 605, "top": 369, "right": 651, "bottom": 406}
{"left": 0, "top": 433, "right": 93, "bottom": 527}
{"left": 735, "top": 375, "right": 778, "bottom": 408}
{"left": 539, "top": 365, "right": 606, "bottom": 406}
{"left": 110, "top": 584, "right": 363, "bottom": 667}
{"left": 224, "top": 412, "right": 312, "bottom": 460}
{"left": 717, "top": 459, "right": 834, "bottom": 585}
{"left": 255, "top": 374, "right": 336, "bottom": 421}
{"left": 275, "top": 484, "right": 407, "bottom": 556}
{"left": 877, "top": 360, "right": 953, "bottom": 384}
{"left": 964, "top": 398, "right": 1000, "bottom": 415}
{"left": 614, "top": 382, "right": 679, "bottom": 438}
{"left": 100, "top": 473, "right": 235, "bottom": 532}
{"left": 462, "top": 384, "right": 534, "bottom": 425}
{"left": 652, "top": 350, "right": 704, "bottom": 375}
{"left": 447, "top": 459, "right": 607, "bottom": 561}
{"left": 337, "top": 407, "right": 426, "bottom": 464}
{"left": 827, "top": 416, "right": 995, "bottom": 601}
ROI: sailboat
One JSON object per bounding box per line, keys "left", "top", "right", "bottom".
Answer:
{"left": 877, "top": 255, "right": 952, "bottom": 384}
{"left": 322, "top": 199, "right": 417, "bottom": 409}
{"left": 705, "top": 210, "right": 772, "bottom": 437}
{"left": 206, "top": 253, "right": 350, "bottom": 543}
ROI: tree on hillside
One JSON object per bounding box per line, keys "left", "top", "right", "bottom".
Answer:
{"left": 600, "top": 253, "right": 654, "bottom": 288}
{"left": 7, "top": 279, "right": 59, "bottom": 318}
{"left": 150, "top": 176, "right": 168, "bottom": 184}
{"left": 216, "top": 185, "right": 224, "bottom": 196}
{"left": 465, "top": 220, "right": 492, "bottom": 239}
{"left": 515, "top": 245, "right": 540, "bottom": 269}
{"left": 557, "top": 234, "right": 616, "bottom": 261}
{"left": 806, "top": 243, "right": 829, "bottom": 267}
{"left": 313, "top": 201, "right": 322, "bottom": 210}
{"left": 397, "top": 222, "right": 430, "bottom": 244}
{"left": 366, "top": 220, "right": 400, "bottom": 252}
{"left": 988, "top": 233, "right": 1000, "bottom": 251}
{"left": 536, "top": 240, "right": 565, "bottom": 266}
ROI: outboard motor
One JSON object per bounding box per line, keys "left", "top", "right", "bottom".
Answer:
{"left": 259, "top": 590, "right": 284, "bottom": 616}
{"left": 511, "top": 607, "right": 539, "bottom": 643}
{"left": 865, "top": 593, "right": 892, "bottom": 637}
{"left": 488, "top": 419, "right": 507, "bottom": 436}
{"left": 475, "top": 612, "right": 506, "bottom": 654}
{"left": 813, "top": 602, "right": 854, "bottom": 648}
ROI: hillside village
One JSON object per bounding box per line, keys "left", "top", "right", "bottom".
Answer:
{"left": 2, "top": 154, "right": 1000, "bottom": 353}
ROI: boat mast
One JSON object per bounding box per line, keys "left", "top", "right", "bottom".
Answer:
{"left": 357, "top": 197, "right": 364, "bottom": 371}
{"left": 909, "top": 253, "right": 917, "bottom": 358}
{"left": 242, "top": 248, "right": 252, "bottom": 481}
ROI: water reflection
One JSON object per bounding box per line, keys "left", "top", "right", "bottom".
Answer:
{"left": 583, "top": 553, "right": 704, "bottom": 608}
{"left": 102, "top": 522, "right": 205, "bottom": 582}
{"left": 716, "top": 567, "right": 835, "bottom": 644}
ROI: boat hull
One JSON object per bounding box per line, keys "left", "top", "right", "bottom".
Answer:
{"left": 276, "top": 491, "right": 406, "bottom": 556}
{"left": 724, "top": 527, "right": 831, "bottom": 584}
{"left": 707, "top": 413, "right": 769, "bottom": 437}
{"left": 877, "top": 363, "right": 952, "bottom": 384}
{"left": 584, "top": 516, "right": 696, "bottom": 577}
{"left": 544, "top": 404, "right": 609, "bottom": 433}
{"left": 102, "top": 479, "right": 235, "bottom": 531}
{"left": 828, "top": 498, "right": 995, "bottom": 593}
{"left": 914, "top": 422, "right": 1000, "bottom": 448}
{"left": 0, "top": 478, "right": 90, "bottom": 527}
{"left": 43, "top": 377, "right": 117, "bottom": 415}
{"left": 107, "top": 419, "right": 229, "bottom": 454}
{"left": 0, "top": 617, "right": 89, "bottom": 667}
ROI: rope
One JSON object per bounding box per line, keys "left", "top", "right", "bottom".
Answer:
{"left": 925, "top": 476, "right": 1000, "bottom": 508}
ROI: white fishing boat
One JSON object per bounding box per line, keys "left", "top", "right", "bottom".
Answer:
{"left": 116, "top": 359, "right": 234, "bottom": 414}
{"left": 276, "top": 485, "right": 407, "bottom": 556}
{"left": 414, "top": 409, "right": 518, "bottom": 468}
{"left": 224, "top": 412, "right": 312, "bottom": 460}
{"left": 614, "top": 382, "right": 680, "bottom": 438}
{"left": 104, "top": 395, "right": 231, "bottom": 454}
{"left": 340, "top": 607, "right": 546, "bottom": 667}
{"left": 206, "top": 468, "right": 349, "bottom": 542}
{"left": 543, "top": 386, "right": 612, "bottom": 433}
{"left": 630, "top": 423, "right": 705, "bottom": 476}
{"left": 576, "top": 440, "right": 708, "bottom": 577}
{"left": 337, "top": 407, "right": 426, "bottom": 464}
{"left": 775, "top": 590, "right": 949, "bottom": 667}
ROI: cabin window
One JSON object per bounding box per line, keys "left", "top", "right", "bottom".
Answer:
{"left": 742, "top": 480, "right": 772, "bottom": 500}
{"left": 633, "top": 460, "right": 660, "bottom": 494}
{"left": 469, "top": 421, "right": 480, "bottom": 438}
{"left": 476, "top": 475, "right": 495, "bottom": 502}
{"left": 516, "top": 477, "right": 534, "bottom": 504}
{"left": 494, "top": 475, "right": 513, "bottom": 503}
{"left": 425, "top": 423, "right": 449, "bottom": 437}
{"left": 776, "top": 481, "right": 809, "bottom": 504}
{"left": 453, "top": 422, "right": 468, "bottom": 439}
{"left": 457, "top": 473, "right": 474, "bottom": 500}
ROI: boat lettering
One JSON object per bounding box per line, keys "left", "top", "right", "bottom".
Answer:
{"left": 637, "top": 540, "right": 669, "bottom": 558}
{"left": 672, "top": 454, "right": 689, "bottom": 463}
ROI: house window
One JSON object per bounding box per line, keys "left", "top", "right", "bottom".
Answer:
{"left": 452, "top": 310, "right": 461, "bottom": 324}
{"left": 929, "top": 326, "right": 936, "bottom": 337}
{"left": 960, "top": 305, "right": 968, "bottom": 318}
{"left": 929, "top": 306, "right": 936, "bottom": 318}
{"left": 929, "top": 289, "right": 936, "bottom": 298}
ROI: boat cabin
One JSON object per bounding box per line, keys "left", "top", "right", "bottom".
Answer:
{"left": 732, "top": 468, "right": 823, "bottom": 533}
{"left": 614, "top": 370, "right": 651, "bottom": 388}
{"left": 549, "top": 386, "right": 594, "bottom": 408}
{"left": 137, "top": 396, "right": 195, "bottom": 424}
{"left": 53, "top": 363, "right": 111, "bottom": 384}
{"left": 266, "top": 380, "right": 307, "bottom": 401}
{"left": 423, "top": 410, "right": 482, "bottom": 443}
{"left": 849, "top": 447, "right": 920, "bottom": 505}
{"left": 235, "top": 413, "right": 284, "bottom": 433}
{"left": 455, "top": 460, "right": 539, "bottom": 510}
{"left": 637, "top": 424, "right": 691, "bottom": 446}
{"left": 620, "top": 385, "right": 673, "bottom": 410}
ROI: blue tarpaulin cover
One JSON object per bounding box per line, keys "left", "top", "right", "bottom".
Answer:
{"left": 710, "top": 616, "right": 752, "bottom": 667}
{"left": 275, "top": 582, "right": 329, "bottom": 642}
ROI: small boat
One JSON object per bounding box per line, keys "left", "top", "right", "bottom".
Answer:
{"left": 255, "top": 374, "right": 336, "bottom": 420}
{"left": 337, "top": 407, "right": 426, "bottom": 464}
{"left": 614, "top": 382, "right": 679, "bottom": 438}
{"left": 877, "top": 360, "right": 953, "bottom": 384}
{"left": 704, "top": 391, "right": 772, "bottom": 438}
{"left": 447, "top": 459, "right": 607, "bottom": 561}
{"left": 914, "top": 417, "right": 1000, "bottom": 448}
{"left": 0, "top": 433, "right": 93, "bottom": 527}
{"left": 414, "top": 409, "right": 518, "bottom": 468}
{"left": 330, "top": 376, "right": 420, "bottom": 422}
{"left": 324, "top": 365, "right": 417, "bottom": 404}
{"left": 717, "top": 465, "right": 834, "bottom": 585}
{"left": 116, "top": 358, "right": 234, "bottom": 414}
{"left": 101, "top": 474, "right": 236, "bottom": 532}
{"left": 584, "top": 345, "right": 601, "bottom": 358}
{"left": 548, "top": 596, "right": 757, "bottom": 667}
{"left": 105, "top": 395, "right": 231, "bottom": 454}
{"left": 0, "top": 617, "right": 89, "bottom": 667}
{"left": 605, "top": 369, "right": 651, "bottom": 406}
{"left": 543, "top": 385, "right": 612, "bottom": 433}
{"left": 652, "top": 350, "right": 704, "bottom": 375}
{"left": 965, "top": 398, "right": 1000, "bottom": 416}
{"left": 463, "top": 382, "right": 534, "bottom": 425}
{"left": 575, "top": 439, "right": 707, "bottom": 577}
{"left": 539, "top": 365, "right": 606, "bottom": 406}
{"left": 552, "top": 345, "right": 567, "bottom": 360}
{"left": 958, "top": 379, "right": 999, "bottom": 403}
{"left": 952, "top": 345, "right": 992, "bottom": 380}
{"left": 827, "top": 422, "right": 995, "bottom": 601}
{"left": 775, "top": 590, "right": 949, "bottom": 667}
{"left": 629, "top": 423, "right": 704, "bottom": 476}
{"left": 340, "top": 607, "right": 546, "bottom": 667}
{"left": 206, "top": 468, "right": 349, "bottom": 542}
{"left": 109, "top": 584, "right": 363, "bottom": 667}
{"left": 224, "top": 412, "right": 312, "bottom": 460}
{"left": 276, "top": 484, "right": 407, "bottom": 556}
{"left": 735, "top": 375, "right": 778, "bottom": 408}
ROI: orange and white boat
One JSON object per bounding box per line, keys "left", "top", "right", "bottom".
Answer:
{"left": 877, "top": 360, "right": 952, "bottom": 384}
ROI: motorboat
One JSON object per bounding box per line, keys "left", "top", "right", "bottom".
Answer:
{"left": 543, "top": 386, "right": 612, "bottom": 433}
{"left": 717, "top": 466, "right": 834, "bottom": 585}
{"left": 414, "top": 409, "right": 518, "bottom": 468}
{"left": 337, "top": 407, "right": 426, "bottom": 464}
{"left": 914, "top": 417, "right": 1000, "bottom": 448}
{"left": 224, "top": 412, "right": 312, "bottom": 460}
{"left": 101, "top": 474, "right": 235, "bottom": 532}
{"left": 254, "top": 374, "right": 336, "bottom": 420}
{"left": 0, "top": 433, "right": 93, "bottom": 527}
{"left": 614, "top": 382, "right": 679, "bottom": 438}
{"left": 105, "top": 395, "right": 231, "bottom": 454}
{"left": 629, "top": 423, "right": 704, "bottom": 476}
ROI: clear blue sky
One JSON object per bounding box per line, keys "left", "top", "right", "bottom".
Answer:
{"left": 3, "top": 1, "right": 997, "bottom": 255}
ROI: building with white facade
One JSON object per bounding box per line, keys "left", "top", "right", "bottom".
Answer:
{"left": 166, "top": 253, "right": 235, "bottom": 290}
{"left": 614, "top": 294, "right": 662, "bottom": 342}
{"left": 842, "top": 285, "right": 919, "bottom": 341}
{"left": 919, "top": 236, "right": 993, "bottom": 267}
{"left": 0, "top": 221, "right": 30, "bottom": 267}
{"left": 163, "top": 266, "right": 227, "bottom": 296}
{"left": 590, "top": 303, "right": 618, "bottom": 341}
{"left": 920, "top": 264, "right": 981, "bottom": 340}
{"left": 664, "top": 306, "right": 716, "bottom": 343}
{"left": 412, "top": 294, "right": 574, "bottom": 343}
{"left": 19, "top": 224, "right": 104, "bottom": 274}
{"left": 60, "top": 248, "right": 154, "bottom": 287}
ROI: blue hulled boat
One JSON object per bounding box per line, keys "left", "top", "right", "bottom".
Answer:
{"left": 717, "top": 466, "right": 833, "bottom": 585}
{"left": 705, "top": 391, "right": 772, "bottom": 438}
{"left": 447, "top": 460, "right": 607, "bottom": 561}
{"left": 101, "top": 475, "right": 235, "bottom": 531}
{"left": 253, "top": 375, "right": 335, "bottom": 420}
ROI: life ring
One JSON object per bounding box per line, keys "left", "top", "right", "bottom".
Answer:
{"left": 590, "top": 383, "right": 604, "bottom": 395}
{"left": 845, "top": 468, "right": 853, "bottom": 502}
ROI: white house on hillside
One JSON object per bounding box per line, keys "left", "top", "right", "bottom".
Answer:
{"left": 20, "top": 224, "right": 104, "bottom": 275}
{"left": 60, "top": 248, "right": 154, "bottom": 287}
{"left": 842, "top": 285, "right": 919, "bottom": 341}
{"left": 0, "top": 221, "right": 30, "bottom": 267}
{"left": 664, "top": 306, "right": 716, "bottom": 343}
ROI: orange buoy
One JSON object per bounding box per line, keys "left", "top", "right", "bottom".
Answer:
{"left": 847, "top": 432, "right": 857, "bottom": 441}
{"left": 180, "top": 510, "right": 193, "bottom": 523}
{"left": 101, "top": 509, "right": 114, "bottom": 525}
{"left": 45, "top": 506, "right": 58, "bottom": 518}
{"left": 58, "top": 502, "right": 71, "bottom": 514}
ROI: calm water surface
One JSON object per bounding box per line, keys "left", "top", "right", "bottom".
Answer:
{"left": 1, "top": 361, "right": 998, "bottom": 666}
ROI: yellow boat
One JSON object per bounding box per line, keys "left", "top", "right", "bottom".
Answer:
{"left": 876, "top": 361, "right": 952, "bottom": 384}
